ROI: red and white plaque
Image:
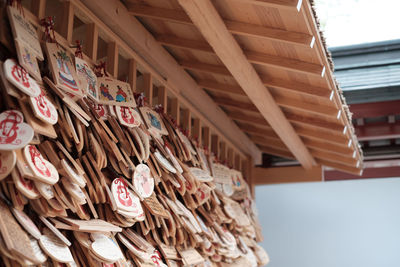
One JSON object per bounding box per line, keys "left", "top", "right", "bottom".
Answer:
{"left": 116, "top": 106, "right": 142, "bottom": 128}
{"left": 4, "top": 59, "right": 41, "bottom": 97}
{"left": 24, "top": 145, "right": 59, "bottom": 184}
{"left": 29, "top": 89, "right": 58, "bottom": 125}
{"left": 0, "top": 110, "right": 34, "bottom": 150}
{"left": 133, "top": 164, "right": 154, "bottom": 199}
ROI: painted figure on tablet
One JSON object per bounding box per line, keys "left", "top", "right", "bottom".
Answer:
{"left": 116, "top": 85, "right": 127, "bottom": 103}
{"left": 148, "top": 113, "right": 162, "bottom": 130}
{"left": 54, "top": 51, "right": 79, "bottom": 92}
{"left": 100, "top": 83, "right": 113, "bottom": 100}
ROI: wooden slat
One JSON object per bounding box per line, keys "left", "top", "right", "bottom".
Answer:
{"left": 258, "top": 145, "right": 294, "bottom": 159}
{"left": 60, "top": 1, "right": 74, "bottom": 43}
{"left": 234, "top": 154, "right": 241, "bottom": 170}
{"left": 158, "top": 36, "right": 322, "bottom": 75}
{"left": 292, "top": 122, "right": 349, "bottom": 145}
{"left": 106, "top": 42, "right": 118, "bottom": 77}
{"left": 128, "top": 4, "right": 313, "bottom": 46}
{"left": 275, "top": 96, "right": 339, "bottom": 117}
{"left": 198, "top": 78, "right": 332, "bottom": 99}
{"left": 227, "top": 148, "right": 234, "bottom": 166}
{"left": 220, "top": 142, "right": 227, "bottom": 162}
{"left": 317, "top": 159, "right": 362, "bottom": 176}
{"left": 252, "top": 165, "right": 323, "bottom": 185}
{"left": 31, "top": 0, "right": 46, "bottom": 19}
{"left": 301, "top": 137, "right": 354, "bottom": 156}
{"left": 128, "top": 59, "right": 137, "bottom": 92}
{"left": 180, "top": 61, "right": 231, "bottom": 76}
{"left": 236, "top": 122, "right": 277, "bottom": 137}
{"left": 310, "top": 148, "right": 359, "bottom": 167}
{"left": 284, "top": 111, "right": 345, "bottom": 132}
{"left": 85, "top": 23, "right": 98, "bottom": 61}
{"left": 143, "top": 73, "right": 153, "bottom": 105}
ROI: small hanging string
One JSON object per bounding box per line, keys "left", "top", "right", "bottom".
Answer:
{"left": 94, "top": 61, "right": 108, "bottom": 77}
{"left": 7, "top": 0, "right": 24, "bottom": 17}
{"left": 74, "top": 40, "right": 83, "bottom": 59}
{"left": 154, "top": 104, "right": 164, "bottom": 114}
{"left": 40, "top": 16, "right": 57, "bottom": 45}
{"left": 134, "top": 92, "right": 146, "bottom": 107}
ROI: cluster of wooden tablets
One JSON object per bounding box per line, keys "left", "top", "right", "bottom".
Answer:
{"left": 0, "top": 3, "right": 269, "bottom": 267}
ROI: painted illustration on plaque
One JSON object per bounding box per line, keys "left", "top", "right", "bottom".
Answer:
{"left": 15, "top": 40, "right": 41, "bottom": 81}
{"left": 139, "top": 106, "right": 168, "bottom": 136}
{"left": 97, "top": 77, "right": 136, "bottom": 107}
{"left": 75, "top": 57, "right": 99, "bottom": 100}
{"left": 116, "top": 106, "right": 142, "bottom": 128}
{"left": 29, "top": 89, "right": 58, "bottom": 125}
{"left": 45, "top": 43, "right": 82, "bottom": 97}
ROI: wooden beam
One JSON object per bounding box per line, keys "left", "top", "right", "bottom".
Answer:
{"left": 301, "top": 137, "right": 354, "bottom": 156}
{"left": 158, "top": 36, "right": 322, "bottom": 75}
{"left": 309, "top": 148, "right": 359, "bottom": 167}
{"left": 128, "top": 4, "right": 313, "bottom": 47}
{"left": 258, "top": 145, "right": 294, "bottom": 159}
{"left": 232, "top": 0, "right": 303, "bottom": 10}
{"left": 82, "top": 0, "right": 262, "bottom": 163}
{"left": 220, "top": 142, "right": 227, "bottom": 162}
{"left": 292, "top": 122, "right": 349, "bottom": 145}
{"left": 316, "top": 159, "right": 362, "bottom": 176}
{"left": 143, "top": 73, "right": 153, "bottom": 106}
{"left": 284, "top": 111, "right": 345, "bottom": 132}
{"left": 128, "top": 59, "right": 137, "bottom": 92}
{"left": 234, "top": 154, "right": 241, "bottom": 170}
{"left": 227, "top": 148, "right": 234, "bottom": 166}
{"left": 85, "top": 23, "right": 98, "bottom": 61}
{"left": 107, "top": 42, "right": 118, "bottom": 77}
{"left": 253, "top": 165, "right": 323, "bottom": 185}
{"left": 31, "top": 0, "right": 46, "bottom": 19}
{"left": 236, "top": 122, "right": 277, "bottom": 137}
{"left": 60, "top": 1, "right": 74, "bottom": 43}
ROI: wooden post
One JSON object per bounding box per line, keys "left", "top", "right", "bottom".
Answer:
{"left": 31, "top": 0, "right": 46, "bottom": 19}
{"left": 170, "top": 98, "right": 180, "bottom": 124}
{"left": 128, "top": 59, "right": 137, "bottom": 92}
{"left": 85, "top": 23, "right": 98, "bottom": 61}
{"left": 192, "top": 118, "right": 201, "bottom": 144}
{"left": 234, "top": 153, "right": 241, "bottom": 170}
{"left": 107, "top": 42, "right": 118, "bottom": 77}
{"left": 227, "top": 148, "right": 234, "bottom": 167}
{"left": 158, "top": 86, "right": 168, "bottom": 110}
{"left": 181, "top": 109, "right": 191, "bottom": 135}
{"left": 202, "top": 126, "right": 211, "bottom": 149}
{"left": 219, "top": 141, "right": 226, "bottom": 162}
{"left": 60, "top": 1, "right": 74, "bottom": 43}
{"left": 211, "top": 134, "right": 219, "bottom": 157}
{"left": 143, "top": 73, "right": 153, "bottom": 106}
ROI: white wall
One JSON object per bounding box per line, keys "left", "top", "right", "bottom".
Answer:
{"left": 255, "top": 178, "right": 400, "bottom": 267}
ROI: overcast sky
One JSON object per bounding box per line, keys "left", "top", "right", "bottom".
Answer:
{"left": 314, "top": 0, "right": 400, "bottom": 47}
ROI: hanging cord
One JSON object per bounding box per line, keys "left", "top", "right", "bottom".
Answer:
{"left": 134, "top": 92, "right": 146, "bottom": 107}
{"left": 94, "top": 61, "right": 108, "bottom": 77}
{"left": 73, "top": 40, "right": 83, "bottom": 59}
{"left": 40, "top": 16, "right": 57, "bottom": 45}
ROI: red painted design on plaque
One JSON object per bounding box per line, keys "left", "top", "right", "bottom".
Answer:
{"left": 121, "top": 107, "right": 135, "bottom": 124}
{"left": 0, "top": 111, "right": 22, "bottom": 145}
{"left": 11, "top": 64, "right": 30, "bottom": 88}
{"left": 29, "top": 145, "right": 51, "bottom": 177}
{"left": 114, "top": 178, "right": 133, "bottom": 207}
{"left": 35, "top": 91, "right": 51, "bottom": 118}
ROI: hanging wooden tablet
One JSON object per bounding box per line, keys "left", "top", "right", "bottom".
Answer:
{"left": 45, "top": 43, "right": 82, "bottom": 97}
{"left": 75, "top": 57, "right": 99, "bottom": 101}
{"left": 11, "top": 207, "right": 41, "bottom": 239}
{"left": 116, "top": 106, "right": 142, "bottom": 128}
{"left": 133, "top": 164, "right": 154, "bottom": 199}
{"left": 24, "top": 145, "right": 59, "bottom": 184}
{"left": 90, "top": 233, "right": 123, "bottom": 263}
{"left": 11, "top": 167, "right": 40, "bottom": 199}
{"left": 98, "top": 77, "right": 135, "bottom": 107}
{"left": 140, "top": 107, "right": 168, "bottom": 136}
{"left": 34, "top": 180, "right": 54, "bottom": 199}
{"left": 4, "top": 58, "right": 41, "bottom": 97}
{"left": 142, "top": 193, "right": 169, "bottom": 219}
{"left": 28, "top": 88, "right": 58, "bottom": 125}
{"left": 14, "top": 39, "right": 41, "bottom": 81}
{"left": 0, "top": 150, "right": 16, "bottom": 180}
{"left": 0, "top": 200, "right": 39, "bottom": 263}
{"left": 0, "top": 110, "right": 34, "bottom": 150}
{"left": 39, "top": 228, "right": 74, "bottom": 263}
{"left": 6, "top": 6, "right": 43, "bottom": 60}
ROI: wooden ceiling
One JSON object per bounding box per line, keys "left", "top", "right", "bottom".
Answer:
{"left": 123, "top": 0, "right": 362, "bottom": 174}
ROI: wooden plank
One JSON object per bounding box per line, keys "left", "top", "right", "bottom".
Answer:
{"left": 60, "top": 1, "right": 75, "bottom": 43}
{"left": 157, "top": 36, "right": 321, "bottom": 75}
{"left": 316, "top": 159, "right": 362, "bottom": 176}
{"left": 180, "top": 61, "right": 231, "bottom": 76}
{"left": 258, "top": 145, "right": 294, "bottom": 159}
{"left": 128, "top": 4, "right": 312, "bottom": 46}
{"left": 82, "top": 0, "right": 262, "bottom": 162}
{"left": 85, "top": 23, "right": 98, "bottom": 61}
{"left": 128, "top": 59, "right": 137, "bottom": 92}
{"left": 107, "top": 42, "right": 118, "bottom": 77}
{"left": 192, "top": 118, "right": 201, "bottom": 142}
{"left": 197, "top": 79, "right": 245, "bottom": 95}
{"left": 232, "top": 0, "right": 303, "bottom": 10}
{"left": 252, "top": 165, "right": 323, "bottom": 185}
{"left": 227, "top": 148, "right": 234, "bottom": 166}
{"left": 220, "top": 142, "right": 227, "bottom": 162}
{"left": 310, "top": 148, "right": 359, "bottom": 167}
{"left": 301, "top": 137, "right": 354, "bottom": 156}
{"left": 143, "top": 73, "right": 153, "bottom": 105}
{"left": 157, "top": 86, "right": 168, "bottom": 110}
{"left": 234, "top": 154, "right": 241, "bottom": 170}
